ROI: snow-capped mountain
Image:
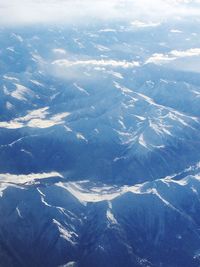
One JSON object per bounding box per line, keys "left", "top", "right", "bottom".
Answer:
{"left": 1, "top": 26, "right": 200, "bottom": 184}
{"left": 1, "top": 172, "right": 200, "bottom": 267}
{"left": 1, "top": 8, "right": 200, "bottom": 267}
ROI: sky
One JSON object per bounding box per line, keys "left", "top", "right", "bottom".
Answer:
{"left": 0, "top": 0, "right": 200, "bottom": 26}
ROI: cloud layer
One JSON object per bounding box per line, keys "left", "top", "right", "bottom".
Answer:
{"left": 52, "top": 59, "right": 140, "bottom": 69}
{"left": 0, "top": 0, "right": 200, "bottom": 26}
{"left": 146, "top": 48, "right": 200, "bottom": 73}
{"left": 146, "top": 48, "right": 200, "bottom": 64}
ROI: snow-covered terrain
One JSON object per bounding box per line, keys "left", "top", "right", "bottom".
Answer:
{"left": 1, "top": 172, "right": 200, "bottom": 267}
{"left": 1, "top": 3, "right": 200, "bottom": 266}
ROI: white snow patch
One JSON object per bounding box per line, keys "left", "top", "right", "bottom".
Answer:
{"left": 73, "top": 83, "right": 89, "bottom": 95}
{"left": 106, "top": 209, "right": 118, "bottom": 225}
{"left": 3, "top": 75, "right": 19, "bottom": 81}
{"left": 53, "top": 48, "right": 67, "bottom": 55}
{"left": 76, "top": 133, "right": 88, "bottom": 142}
{"left": 0, "top": 108, "right": 71, "bottom": 129}
{"left": 0, "top": 172, "right": 63, "bottom": 184}
{"left": 94, "top": 44, "right": 110, "bottom": 52}
{"left": 53, "top": 219, "right": 77, "bottom": 245}
{"left": 16, "top": 207, "right": 23, "bottom": 218}
{"left": 11, "top": 84, "right": 32, "bottom": 101}
{"left": 30, "top": 80, "right": 44, "bottom": 87}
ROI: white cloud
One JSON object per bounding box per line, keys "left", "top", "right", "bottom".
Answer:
{"left": 170, "top": 48, "right": 200, "bottom": 57}
{"left": 131, "top": 20, "right": 161, "bottom": 28}
{"left": 52, "top": 59, "right": 140, "bottom": 69}
{"left": 146, "top": 48, "right": 200, "bottom": 65}
{"left": 49, "top": 58, "right": 140, "bottom": 80}
{"left": 0, "top": 0, "right": 200, "bottom": 26}
{"left": 170, "top": 29, "right": 183, "bottom": 33}
{"left": 0, "top": 0, "right": 122, "bottom": 25}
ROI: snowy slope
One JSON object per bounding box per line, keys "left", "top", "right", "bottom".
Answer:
{"left": 1, "top": 172, "right": 200, "bottom": 267}
{"left": 1, "top": 14, "right": 200, "bottom": 267}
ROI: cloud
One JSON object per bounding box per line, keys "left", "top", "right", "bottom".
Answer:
{"left": 52, "top": 59, "right": 140, "bottom": 69}
{"left": 146, "top": 48, "right": 200, "bottom": 65}
{"left": 130, "top": 21, "right": 161, "bottom": 28}
{"left": 49, "top": 58, "right": 140, "bottom": 81}
{"left": 170, "top": 48, "right": 200, "bottom": 57}
{"left": 146, "top": 48, "right": 200, "bottom": 73}
{"left": 0, "top": 0, "right": 200, "bottom": 26}
{"left": 146, "top": 53, "right": 177, "bottom": 65}
{"left": 0, "top": 0, "right": 124, "bottom": 25}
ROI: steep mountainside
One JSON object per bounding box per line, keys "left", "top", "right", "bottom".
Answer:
{"left": 1, "top": 14, "right": 200, "bottom": 267}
